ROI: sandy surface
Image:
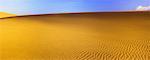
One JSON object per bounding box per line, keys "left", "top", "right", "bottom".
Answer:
{"left": 0, "top": 12, "right": 150, "bottom": 60}
{"left": 0, "top": 12, "right": 15, "bottom": 18}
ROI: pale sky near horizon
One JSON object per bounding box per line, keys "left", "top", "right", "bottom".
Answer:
{"left": 0, "top": 0, "right": 150, "bottom": 15}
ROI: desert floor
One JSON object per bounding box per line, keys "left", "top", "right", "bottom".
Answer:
{"left": 0, "top": 13, "right": 149, "bottom": 60}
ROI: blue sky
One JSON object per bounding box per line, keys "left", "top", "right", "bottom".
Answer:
{"left": 0, "top": 0, "right": 150, "bottom": 15}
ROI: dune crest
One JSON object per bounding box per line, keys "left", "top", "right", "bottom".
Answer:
{"left": 0, "top": 12, "right": 15, "bottom": 18}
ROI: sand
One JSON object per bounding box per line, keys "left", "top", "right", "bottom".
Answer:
{"left": 0, "top": 12, "right": 15, "bottom": 18}
{"left": 0, "top": 12, "right": 150, "bottom": 60}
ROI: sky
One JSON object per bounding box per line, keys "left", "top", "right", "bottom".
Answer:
{"left": 0, "top": 0, "right": 150, "bottom": 15}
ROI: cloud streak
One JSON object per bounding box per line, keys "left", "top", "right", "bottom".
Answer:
{"left": 136, "top": 6, "right": 150, "bottom": 11}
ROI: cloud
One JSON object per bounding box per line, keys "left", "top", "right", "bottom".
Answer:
{"left": 136, "top": 6, "right": 150, "bottom": 11}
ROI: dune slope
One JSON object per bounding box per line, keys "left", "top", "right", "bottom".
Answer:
{"left": 0, "top": 12, "right": 150, "bottom": 60}
{"left": 0, "top": 12, "right": 15, "bottom": 18}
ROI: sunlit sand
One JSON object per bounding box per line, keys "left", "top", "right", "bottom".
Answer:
{"left": 0, "top": 12, "right": 15, "bottom": 18}
{"left": 0, "top": 12, "right": 149, "bottom": 60}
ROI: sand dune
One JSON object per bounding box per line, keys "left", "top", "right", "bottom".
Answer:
{"left": 0, "top": 12, "right": 150, "bottom": 60}
{"left": 0, "top": 12, "right": 15, "bottom": 18}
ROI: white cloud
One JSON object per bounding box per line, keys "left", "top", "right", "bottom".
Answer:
{"left": 136, "top": 6, "right": 150, "bottom": 11}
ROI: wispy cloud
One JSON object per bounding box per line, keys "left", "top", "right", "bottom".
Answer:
{"left": 136, "top": 6, "right": 150, "bottom": 11}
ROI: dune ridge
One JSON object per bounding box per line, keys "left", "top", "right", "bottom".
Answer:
{"left": 0, "top": 12, "right": 15, "bottom": 18}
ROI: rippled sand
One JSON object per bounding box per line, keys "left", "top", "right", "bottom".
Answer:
{"left": 0, "top": 12, "right": 150, "bottom": 60}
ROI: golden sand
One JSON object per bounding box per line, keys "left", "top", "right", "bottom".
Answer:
{"left": 0, "top": 12, "right": 15, "bottom": 18}
{"left": 0, "top": 12, "right": 149, "bottom": 60}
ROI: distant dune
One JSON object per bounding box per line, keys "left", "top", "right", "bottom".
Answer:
{"left": 0, "top": 12, "right": 149, "bottom": 60}
{"left": 0, "top": 12, "right": 15, "bottom": 18}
